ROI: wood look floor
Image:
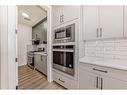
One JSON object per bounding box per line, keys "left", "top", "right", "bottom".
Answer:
{"left": 18, "top": 65, "right": 65, "bottom": 89}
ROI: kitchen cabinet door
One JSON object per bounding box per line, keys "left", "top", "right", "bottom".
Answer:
{"left": 82, "top": 6, "right": 99, "bottom": 40}
{"left": 41, "top": 56, "right": 47, "bottom": 75}
{"left": 124, "top": 6, "right": 127, "bottom": 37}
{"left": 62, "top": 6, "right": 80, "bottom": 23}
{"left": 52, "top": 6, "right": 80, "bottom": 27}
{"left": 52, "top": 6, "right": 63, "bottom": 27}
{"left": 79, "top": 67, "right": 99, "bottom": 89}
{"left": 102, "top": 76, "right": 127, "bottom": 89}
{"left": 34, "top": 54, "right": 47, "bottom": 75}
{"left": 100, "top": 6, "right": 123, "bottom": 38}
{"left": 34, "top": 54, "right": 41, "bottom": 69}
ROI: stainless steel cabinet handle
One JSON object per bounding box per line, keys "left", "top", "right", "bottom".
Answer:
{"left": 62, "top": 14, "right": 64, "bottom": 22}
{"left": 101, "top": 78, "right": 103, "bottom": 89}
{"left": 97, "top": 28, "right": 99, "bottom": 37}
{"left": 100, "top": 28, "right": 102, "bottom": 37}
{"left": 58, "top": 78, "right": 65, "bottom": 83}
{"left": 60, "top": 15, "right": 64, "bottom": 23}
{"left": 93, "top": 68, "right": 108, "bottom": 73}
{"left": 96, "top": 77, "right": 99, "bottom": 88}
{"left": 41, "top": 55, "right": 43, "bottom": 61}
{"left": 60, "top": 15, "right": 62, "bottom": 23}
{"left": 59, "top": 15, "right": 61, "bottom": 23}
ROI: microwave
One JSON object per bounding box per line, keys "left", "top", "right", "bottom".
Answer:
{"left": 53, "top": 24, "right": 75, "bottom": 43}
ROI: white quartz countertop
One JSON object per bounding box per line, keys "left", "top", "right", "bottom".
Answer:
{"left": 34, "top": 52, "right": 47, "bottom": 56}
{"left": 79, "top": 56, "right": 127, "bottom": 71}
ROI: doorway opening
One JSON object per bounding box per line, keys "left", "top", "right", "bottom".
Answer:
{"left": 17, "top": 5, "right": 63, "bottom": 89}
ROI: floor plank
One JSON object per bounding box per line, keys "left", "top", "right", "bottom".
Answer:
{"left": 18, "top": 65, "right": 65, "bottom": 90}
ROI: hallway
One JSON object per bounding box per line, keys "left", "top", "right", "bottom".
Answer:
{"left": 18, "top": 65, "right": 65, "bottom": 89}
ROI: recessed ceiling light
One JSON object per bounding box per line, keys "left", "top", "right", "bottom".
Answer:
{"left": 22, "top": 12, "right": 29, "bottom": 18}
{"left": 24, "top": 17, "right": 31, "bottom": 21}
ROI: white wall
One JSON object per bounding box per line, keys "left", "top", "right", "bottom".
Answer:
{"left": 18, "top": 24, "right": 32, "bottom": 66}
{"left": 0, "top": 6, "right": 8, "bottom": 89}
{"left": 0, "top": 6, "right": 16, "bottom": 89}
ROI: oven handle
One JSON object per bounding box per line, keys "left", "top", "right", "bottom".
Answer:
{"left": 27, "top": 55, "right": 34, "bottom": 58}
{"left": 52, "top": 49, "right": 74, "bottom": 52}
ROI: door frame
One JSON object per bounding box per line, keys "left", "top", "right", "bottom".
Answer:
{"left": 16, "top": 5, "right": 52, "bottom": 87}
{"left": 0, "top": 5, "right": 52, "bottom": 89}
{"left": 16, "top": 5, "right": 53, "bottom": 86}
{"left": 0, "top": 6, "right": 16, "bottom": 89}
{"left": 41, "top": 5, "right": 52, "bottom": 82}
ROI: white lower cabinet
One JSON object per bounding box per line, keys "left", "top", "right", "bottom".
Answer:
{"left": 79, "top": 63, "right": 127, "bottom": 89}
{"left": 102, "top": 76, "right": 127, "bottom": 89}
{"left": 53, "top": 70, "right": 78, "bottom": 89}
{"left": 79, "top": 69, "right": 99, "bottom": 89}
{"left": 34, "top": 54, "right": 47, "bottom": 75}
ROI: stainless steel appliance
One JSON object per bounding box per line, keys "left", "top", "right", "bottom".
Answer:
{"left": 53, "top": 45, "right": 75, "bottom": 76}
{"left": 27, "top": 51, "right": 34, "bottom": 69}
{"left": 53, "top": 24, "right": 75, "bottom": 43}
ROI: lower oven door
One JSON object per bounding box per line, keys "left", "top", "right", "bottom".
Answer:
{"left": 53, "top": 50, "right": 74, "bottom": 76}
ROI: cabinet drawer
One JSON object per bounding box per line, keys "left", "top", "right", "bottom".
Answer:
{"left": 80, "top": 63, "right": 127, "bottom": 82}
{"left": 79, "top": 63, "right": 109, "bottom": 75}
{"left": 53, "top": 71, "right": 77, "bottom": 89}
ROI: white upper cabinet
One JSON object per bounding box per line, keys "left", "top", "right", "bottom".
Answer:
{"left": 52, "top": 6, "right": 62, "bottom": 27}
{"left": 82, "top": 6, "right": 124, "bottom": 40}
{"left": 52, "top": 6, "right": 80, "bottom": 27}
{"left": 83, "top": 6, "right": 99, "bottom": 40}
{"left": 124, "top": 6, "right": 127, "bottom": 37}
{"left": 99, "top": 6, "right": 123, "bottom": 39}
{"left": 61, "top": 6, "right": 80, "bottom": 23}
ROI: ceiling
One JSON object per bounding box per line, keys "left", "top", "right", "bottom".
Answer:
{"left": 18, "top": 5, "right": 47, "bottom": 27}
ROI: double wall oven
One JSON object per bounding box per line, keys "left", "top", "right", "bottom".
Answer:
{"left": 53, "top": 23, "right": 75, "bottom": 76}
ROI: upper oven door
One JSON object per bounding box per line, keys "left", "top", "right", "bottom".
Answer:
{"left": 53, "top": 51, "right": 65, "bottom": 66}
{"left": 53, "top": 51, "right": 74, "bottom": 69}
{"left": 53, "top": 45, "right": 74, "bottom": 69}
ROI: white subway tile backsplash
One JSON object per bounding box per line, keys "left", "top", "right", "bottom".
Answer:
{"left": 84, "top": 39, "right": 127, "bottom": 60}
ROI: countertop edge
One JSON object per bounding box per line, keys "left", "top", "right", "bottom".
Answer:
{"left": 79, "top": 57, "right": 127, "bottom": 71}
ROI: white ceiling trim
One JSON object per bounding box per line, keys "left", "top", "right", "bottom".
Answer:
{"left": 18, "top": 5, "right": 47, "bottom": 27}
